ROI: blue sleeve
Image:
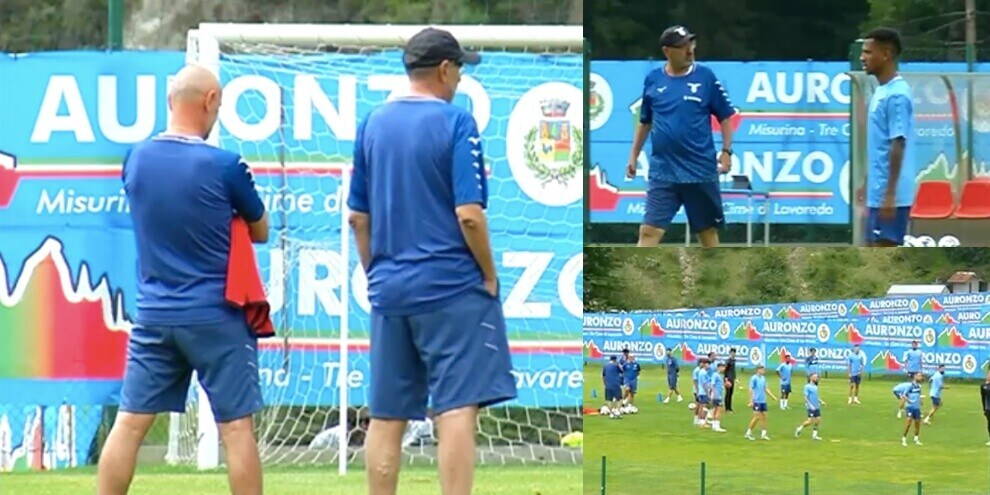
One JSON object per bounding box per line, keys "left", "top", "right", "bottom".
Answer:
{"left": 886, "top": 94, "right": 912, "bottom": 141}
{"left": 639, "top": 74, "right": 653, "bottom": 124}
{"left": 451, "top": 112, "right": 487, "bottom": 208}
{"left": 708, "top": 70, "right": 736, "bottom": 122}
{"left": 224, "top": 157, "right": 265, "bottom": 223}
{"left": 347, "top": 117, "right": 370, "bottom": 213}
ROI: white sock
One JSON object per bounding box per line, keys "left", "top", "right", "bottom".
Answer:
{"left": 914, "top": 436, "right": 919, "bottom": 442}
{"left": 761, "top": 429, "right": 768, "bottom": 437}
{"left": 796, "top": 425, "right": 803, "bottom": 432}
{"left": 746, "top": 429, "right": 752, "bottom": 435}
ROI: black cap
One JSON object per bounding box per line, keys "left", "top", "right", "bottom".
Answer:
{"left": 403, "top": 28, "right": 481, "bottom": 69}
{"left": 660, "top": 25, "right": 696, "bottom": 47}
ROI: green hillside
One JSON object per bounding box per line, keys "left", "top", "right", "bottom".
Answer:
{"left": 584, "top": 248, "right": 990, "bottom": 312}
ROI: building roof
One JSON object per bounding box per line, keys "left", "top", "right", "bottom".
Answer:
{"left": 947, "top": 271, "right": 978, "bottom": 284}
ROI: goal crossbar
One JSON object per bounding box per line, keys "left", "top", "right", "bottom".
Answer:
{"left": 196, "top": 23, "right": 583, "bottom": 49}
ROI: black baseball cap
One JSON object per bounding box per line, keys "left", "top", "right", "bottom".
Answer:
{"left": 660, "top": 25, "right": 696, "bottom": 47}
{"left": 403, "top": 28, "right": 481, "bottom": 69}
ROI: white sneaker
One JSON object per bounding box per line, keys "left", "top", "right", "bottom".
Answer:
{"left": 923, "top": 418, "right": 931, "bottom": 425}
{"left": 761, "top": 435, "right": 771, "bottom": 441}
{"left": 794, "top": 428, "right": 802, "bottom": 437}
{"left": 901, "top": 438, "right": 908, "bottom": 447}
{"left": 812, "top": 435, "right": 822, "bottom": 441}
{"left": 897, "top": 410, "right": 902, "bottom": 419}
{"left": 677, "top": 396, "right": 684, "bottom": 403}
{"left": 713, "top": 427, "right": 726, "bottom": 432}
{"left": 745, "top": 433, "right": 755, "bottom": 441}
{"left": 847, "top": 398, "right": 852, "bottom": 404}
{"left": 985, "top": 440, "right": 990, "bottom": 446}
{"left": 914, "top": 440, "right": 923, "bottom": 446}
{"left": 663, "top": 397, "right": 670, "bottom": 404}
{"left": 853, "top": 398, "right": 861, "bottom": 404}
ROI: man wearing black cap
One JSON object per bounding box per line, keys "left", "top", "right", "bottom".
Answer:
{"left": 625, "top": 25, "right": 738, "bottom": 248}
{"left": 347, "top": 27, "right": 517, "bottom": 495}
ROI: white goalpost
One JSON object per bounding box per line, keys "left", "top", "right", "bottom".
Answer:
{"left": 170, "top": 22, "right": 584, "bottom": 476}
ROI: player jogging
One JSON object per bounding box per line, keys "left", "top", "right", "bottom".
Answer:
{"left": 625, "top": 25, "right": 737, "bottom": 247}
{"left": 97, "top": 65, "right": 270, "bottom": 495}
{"left": 708, "top": 362, "right": 727, "bottom": 432}
{"left": 847, "top": 345, "right": 866, "bottom": 404}
{"left": 664, "top": 348, "right": 683, "bottom": 403}
{"left": 923, "top": 364, "right": 946, "bottom": 424}
{"left": 899, "top": 372, "right": 925, "bottom": 446}
{"left": 795, "top": 372, "right": 826, "bottom": 440}
{"left": 346, "top": 27, "right": 517, "bottom": 495}
{"left": 892, "top": 381, "right": 912, "bottom": 418}
{"left": 804, "top": 348, "right": 820, "bottom": 380}
{"left": 745, "top": 365, "right": 778, "bottom": 440}
{"left": 776, "top": 357, "right": 793, "bottom": 410}
{"left": 981, "top": 369, "right": 990, "bottom": 446}
{"left": 693, "top": 359, "right": 711, "bottom": 427}
{"left": 622, "top": 354, "right": 642, "bottom": 406}
{"left": 858, "top": 27, "right": 917, "bottom": 247}
{"left": 603, "top": 356, "right": 624, "bottom": 419}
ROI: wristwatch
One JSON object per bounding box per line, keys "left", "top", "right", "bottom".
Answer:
{"left": 721, "top": 147, "right": 733, "bottom": 155}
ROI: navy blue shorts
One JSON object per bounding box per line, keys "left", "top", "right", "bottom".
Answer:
{"left": 697, "top": 395, "right": 709, "bottom": 404}
{"left": 781, "top": 383, "right": 792, "bottom": 395}
{"left": 667, "top": 376, "right": 677, "bottom": 389}
{"left": 931, "top": 397, "right": 941, "bottom": 407}
{"left": 752, "top": 402, "right": 767, "bottom": 412}
{"left": 643, "top": 181, "right": 725, "bottom": 233}
{"left": 866, "top": 206, "right": 910, "bottom": 245}
{"left": 850, "top": 375, "right": 861, "bottom": 385}
{"left": 807, "top": 408, "right": 821, "bottom": 418}
{"left": 906, "top": 407, "right": 921, "bottom": 421}
{"left": 119, "top": 316, "right": 263, "bottom": 423}
{"left": 625, "top": 380, "right": 638, "bottom": 394}
{"left": 605, "top": 386, "right": 622, "bottom": 402}
{"left": 711, "top": 398, "right": 722, "bottom": 408}
{"left": 369, "top": 286, "right": 517, "bottom": 420}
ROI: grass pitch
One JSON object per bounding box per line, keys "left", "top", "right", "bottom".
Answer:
{"left": 0, "top": 464, "right": 579, "bottom": 495}
{"left": 583, "top": 363, "right": 990, "bottom": 495}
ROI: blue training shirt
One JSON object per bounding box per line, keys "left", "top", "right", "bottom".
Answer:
{"left": 623, "top": 361, "right": 641, "bottom": 383}
{"left": 805, "top": 355, "right": 820, "bottom": 376}
{"left": 904, "top": 382, "right": 922, "bottom": 409}
{"left": 603, "top": 362, "right": 623, "bottom": 388}
{"left": 347, "top": 96, "right": 488, "bottom": 316}
{"left": 123, "top": 133, "right": 266, "bottom": 325}
{"left": 710, "top": 372, "right": 725, "bottom": 400}
{"left": 666, "top": 355, "right": 679, "bottom": 376}
{"left": 930, "top": 372, "right": 944, "bottom": 398}
{"left": 904, "top": 349, "right": 923, "bottom": 373}
{"left": 867, "top": 75, "right": 916, "bottom": 208}
{"left": 639, "top": 64, "right": 736, "bottom": 183}
{"left": 848, "top": 352, "right": 865, "bottom": 375}
{"left": 804, "top": 382, "right": 821, "bottom": 410}
{"left": 750, "top": 374, "right": 767, "bottom": 404}
{"left": 893, "top": 382, "right": 913, "bottom": 396}
{"left": 777, "top": 362, "right": 792, "bottom": 385}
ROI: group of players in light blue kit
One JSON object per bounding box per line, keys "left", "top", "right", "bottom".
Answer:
{"left": 602, "top": 340, "right": 949, "bottom": 446}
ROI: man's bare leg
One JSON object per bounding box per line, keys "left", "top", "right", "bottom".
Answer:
{"left": 218, "top": 416, "right": 263, "bottom": 495}
{"left": 365, "top": 418, "right": 408, "bottom": 495}
{"left": 96, "top": 412, "right": 156, "bottom": 495}
{"left": 435, "top": 406, "right": 480, "bottom": 495}
{"left": 697, "top": 228, "right": 720, "bottom": 248}
{"left": 638, "top": 225, "right": 665, "bottom": 247}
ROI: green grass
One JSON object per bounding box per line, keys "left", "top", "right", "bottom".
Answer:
{"left": 0, "top": 464, "right": 579, "bottom": 495}
{"left": 583, "top": 363, "right": 990, "bottom": 495}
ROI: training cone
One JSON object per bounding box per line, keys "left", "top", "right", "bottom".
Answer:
{"left": 591, "top": 389, "right": 597, "bottom": 399}
{"left": 656, "top": 393, "right": 664, "bottom": 403}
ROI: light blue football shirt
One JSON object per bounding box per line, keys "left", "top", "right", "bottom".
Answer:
{"left": 904, "top": 349, "right": 923, "bottom": 373}
{"left": 905, "top": 383, "right": 922, "bottom": 409}
{"left": 750, "top": 374, "right": 767, "bottom": 403}
{"left": 710, "top": 372, "right": 725, "bottom": 400}
{"left": 848, "top": 352, "right": 865, "bottom": 375}
{"left": 930, "top": 371, "right": 944, "bottom": 398}
{"left": 804, "top": 382, "right": 821, "bottom": 410}
{"left": 867, "top": 75, "right": 916, "bottom": 208}
{"left": 893, "top": 382, "right": 913, "bottom": 396}
{"left": 777, "top": 362, "right": 793, "bottom": 385}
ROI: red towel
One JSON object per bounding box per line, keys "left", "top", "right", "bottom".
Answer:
{"left": 225, "top": 217, "right": 275, "bottom": 338}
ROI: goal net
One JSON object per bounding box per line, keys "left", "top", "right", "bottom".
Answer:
{"left": 169, "top": 23, "right": 584, "bottom": 472}
{"left": 848, "top": 71, "right": 990, "bottom": 245}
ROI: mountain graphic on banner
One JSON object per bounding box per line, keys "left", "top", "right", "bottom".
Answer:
{"left": 638, "top": 318, "right": 664, "bottom": 337}
{"left": 935, "top": 313, "right": 957, "bottom": 324}
{"left": 584, "top": 341, "right": 604, "bottom": 359}
{"left": 671, "top": 343, "right": 697, "bottom": 363}
{"left": 733, "top": 321, "right": 762, "bottom": 340}
{"left": 766, "top": 346, "right": 792, "bottom": 368}
{"left": 870, "top": 351, "right": 904, "bottom": 371}
{"left": 775, "top": 306, "right": 801, "bottom": 319}
{"left": 833, "top": 323, "right": 865, "bottom": 345}
{"left": 936, "top": 327, "right": 969, "bottom": 348}
{"left": 0, "top": 238, "right": 131, "bottom": 379}
{"left": 850, "top": 301, "right": 871, "bottom": 316}
{"left": 921, "top": 298, "right": 944, "bottom": 312}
